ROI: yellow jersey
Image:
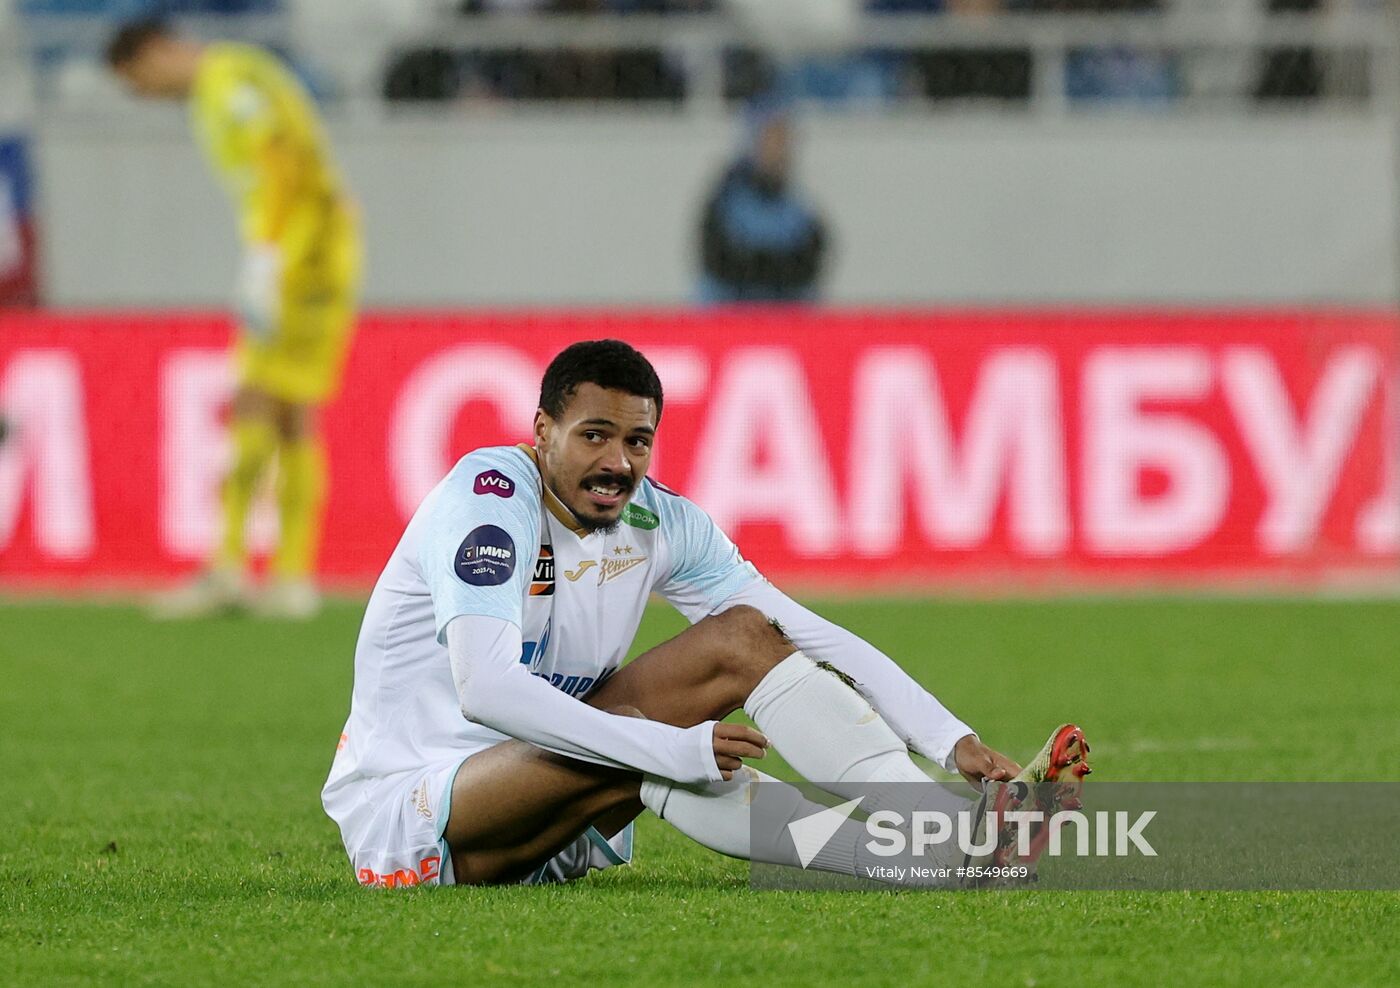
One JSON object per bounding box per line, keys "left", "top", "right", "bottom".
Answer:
{"left": 190, "top": 43, "right": 352, "bottom": 273}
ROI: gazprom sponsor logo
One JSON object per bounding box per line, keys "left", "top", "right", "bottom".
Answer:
{"left": 530, "top": 671, "right": 596, "bottom": 698}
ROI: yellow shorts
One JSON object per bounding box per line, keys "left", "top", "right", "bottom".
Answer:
{"left": 235, "top": 215, "right": 362, "bottom": 406}
{"left": 236, "top": 286, "right": 356, "bottom": 405}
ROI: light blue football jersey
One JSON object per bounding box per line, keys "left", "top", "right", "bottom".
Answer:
{"left": 324, "top": 443, "right": 760, "bottom": 813}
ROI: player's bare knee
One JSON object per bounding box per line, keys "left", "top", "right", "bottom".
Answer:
{"left": 727, "top": 606, "right": 793, "bottom": 655}
{"left": 232, "top": 387, "right": 275, "bottom": 422}
{"left": 710, "top": 605, "right": 795, "bottom": 685}
{"left": 275, "top": 402, "right": 313, "bottom": 442}
{"left": 606, "top": 704, "right": 646, "bottom": 720}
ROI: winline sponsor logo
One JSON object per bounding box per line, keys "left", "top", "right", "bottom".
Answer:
{"left": 530, "top": 544, "right": 555, "bottom": 596}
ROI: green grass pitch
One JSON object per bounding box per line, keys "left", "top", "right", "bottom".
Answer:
{"left": 3, "top": 596, "right": 1398, "bottom": 986}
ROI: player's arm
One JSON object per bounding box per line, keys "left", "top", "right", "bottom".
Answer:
{"left": 214, "top": 77, "right": 299, "bottom": 335}
{"left": 209, "top": 66, "right": 303, "bottom": 245}
{"left": 655, "top": 488, "right": 974, "bottom": 774}
{"left": 444, "top": 615, "right": 734, "bottom": 785}
{"left": 233, "top": 129, "right": 296, "bottom": 336}
{"left": 245, "top": 134, "right": 299, "bottom": 245}
{"left": 418, "top": 459, "right": 729, "bottom": 787}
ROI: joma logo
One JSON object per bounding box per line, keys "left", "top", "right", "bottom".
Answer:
{"left": 564, "top": 556, "right": 647, "bottom": 585}
{"left": 564, "top": 560, "right": 597, "bottom": 582}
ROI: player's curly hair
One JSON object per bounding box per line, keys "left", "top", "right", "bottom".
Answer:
{"left": 105, "top": 18, "right": 174, "bottom": 68}
{"left": 539, "top": 339, "right": 664, "bottom": 421}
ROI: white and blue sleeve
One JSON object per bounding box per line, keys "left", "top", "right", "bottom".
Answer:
{"left": 654, "top": 487, "right": 760, "bottom": 622}
{"left": 416, "top": 452, "right": 540, "bottom": 643}
{"left": 447, "top": 615, "right": 724, "bottom": 786}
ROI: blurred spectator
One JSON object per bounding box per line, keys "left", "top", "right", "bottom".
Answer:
{"left": 427, "top": 0, "right": 688, "bottom": 103}
{"left": 1019, "top": 0, "right": 1179, "bottom": 105}
{"left": 1065, "top": 46, "right": 1178, "bottom": 104}
{"left": 20, "top": 0, "right": 280, "bottom": 11}
{"left": 724, "top": 46, "right": 781, "bottom": 103}
{"left": 386, "top": 0, "right": 1192, "bottom": 107}
{"left": 461, "top": 0, "right": 713, "bottom": 8}
{"left": 1017, "top": 0, "right": 1155, "bottom": 7}
{"left": 608, "top": 0, "right": 716, "bottom": 10}
{"left": 872, "top": 0, "right": 1177, "bottom": 106}
{"left": 1250, "top": 0, "right": 1373, "bottom": 106}
{"left": 460, "top": 0, "right": 550, "bottom": 8}
{"left": 786, "top": 53, "right": 902, "bottom": 106}
{"left": 697, "top": 100, "right": 828, "bottom": 304}
{"left": 464, "top": 47, "right": 685, "bottom": 102}
{"left": 0, "top": 135, "right": 40, "bottom": 306}
{"left": 1253, "top": 0, "right": 1323, "bottom": 101}
{"left": 383, "top": 46, "right": 461, "bottom": 101}
{"left": 870, "top": 0, "right": 1032, "bottom": 102}
{"left": 723, "top": 46, "right": 900, "bottom": 108}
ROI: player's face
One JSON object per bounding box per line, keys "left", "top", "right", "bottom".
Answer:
{"left": 113, "top": 46, "right": 186, "bottom": 100}
{"left": 534, "top": 383, "right": 657, "bottom": 534}
{"left": 754, "top": 120, "right": 790, "bottom": 181}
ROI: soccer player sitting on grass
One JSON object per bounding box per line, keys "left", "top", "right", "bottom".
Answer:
{"left": 107, "top": 20, "right": 362, "bottom": 620}
{"left": 322, "top": 340, "right": 1090, "bottom": 887}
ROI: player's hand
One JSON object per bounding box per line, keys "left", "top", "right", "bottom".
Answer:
{"left": 712, "top": 722, "right": 769, "bottom": 780}
{"left": 235, "top": 244, "right": 283, "bottom": 341}
{"left": 952, "top": 734, "right": 1021, "bottom": 790}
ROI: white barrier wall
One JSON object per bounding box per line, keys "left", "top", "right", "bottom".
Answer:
{"left": 35, "top": 114, "right": 1400, "bottom": 306}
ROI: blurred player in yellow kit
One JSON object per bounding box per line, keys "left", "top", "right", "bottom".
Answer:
{"left": 107, "top": 20, "right": 361, "bottom": 619}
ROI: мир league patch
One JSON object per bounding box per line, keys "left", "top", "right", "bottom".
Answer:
{"left": 455, "top": 525, "right": 517, "bottom": 586}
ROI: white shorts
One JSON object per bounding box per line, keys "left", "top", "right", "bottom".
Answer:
{"left": 336, "top": 757, "right": 634, "bottom": 888}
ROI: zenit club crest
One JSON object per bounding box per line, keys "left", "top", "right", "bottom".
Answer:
{"left": 565, "top": 546, "right": 647, "bottom": 585}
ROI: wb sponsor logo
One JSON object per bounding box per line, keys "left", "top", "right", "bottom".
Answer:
{"left": 473, "top": 469, "right": 515, "bottom": 498}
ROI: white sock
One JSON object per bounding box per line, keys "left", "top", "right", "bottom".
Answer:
{"left": 742, "top": 651, "right": 968, "bottom": 832}
{"left": 640, "top": 769, "right": 945, "bottom": 885}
